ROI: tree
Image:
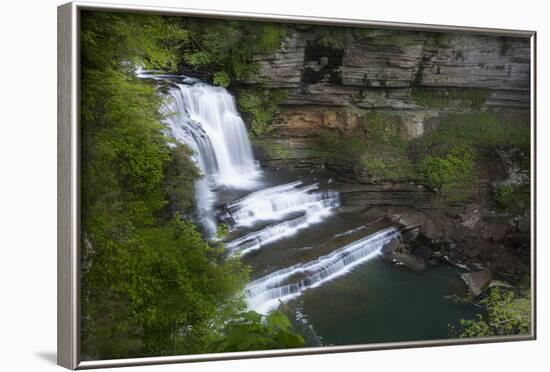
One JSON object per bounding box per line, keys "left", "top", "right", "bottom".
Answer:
{"left": 79, "top": 11, "right": 306, "bottom": 360}
{"left": 80, "top": 11, "right": 249, "bottom": 359}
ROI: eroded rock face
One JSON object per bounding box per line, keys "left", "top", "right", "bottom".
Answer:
{"left": 243, "top": 28, "right": 530, "bottom": 146}
{"left": 242, "top": 27, "right": 531, "bottom": 283}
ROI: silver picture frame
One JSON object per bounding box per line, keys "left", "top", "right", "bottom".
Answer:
{"left": 58, "top": 1, "right": 537, "bottom": 369}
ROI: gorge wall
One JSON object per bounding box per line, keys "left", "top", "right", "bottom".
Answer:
{"left": 233, "top": 27, "right": 531, "bottom": 283}
{"left": 240, "top": 27, "right": 530, "bottom": 177}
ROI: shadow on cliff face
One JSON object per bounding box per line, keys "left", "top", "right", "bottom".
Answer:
{"left": 302, "top": 41, "right": 344, "bottom": 84}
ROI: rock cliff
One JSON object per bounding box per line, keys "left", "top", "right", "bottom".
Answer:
{"left": 242, "top": 28, "right": 530, "bottom": 170}
{"left": 235, "top": 26, "right": 532, "bottom": 287}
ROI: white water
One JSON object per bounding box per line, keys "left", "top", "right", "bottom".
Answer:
{"left": 227, "top": 201, "right": 338, "bottom": 256}
{"left": 245, "top": 227, "right": 401, "bottom": 314}
{"left": 161, "top": 81, "right": 261, "bottom": 234}
{"left": 222, "top": 181, "right": 340, "bottom": 228}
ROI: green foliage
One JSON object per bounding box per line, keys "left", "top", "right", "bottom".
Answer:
{"left": 374, "top": 31, "right": 414, "bottom": 48}
{"left": 418, "top": 146, "right": 475, "bottom": 192}
{"left": 317, "top": 112, "right": 413, "bottom": 181}
{"left": 80, "top": 11, "right": 252, "bottom": 360}
{"left": 216, "top": 223, "right": 230, "bottom": 240}
{"left": 311, "top": 26, "right": 351, "bottom": 49}
{"left": 252, "top": 138, "right": 296, "bottom": 160}
{"left": 362, "top": 112, "right": 407, "bottom": 148}
{"left": 432, "top": 32, "right": 450, "bottom": 47}
{"left": 494, "top": 183, "right": 530, "bottom": 212}
{"left": 265, "top": 142, "right": 291, "bottom": 158}
{"left": 81, "top": 11, "right": 187, "bottom": 72}
{"left": 415, "top": 112, "right": 530, "bottom": 156}
{"left": 183, "top": 19, "right": 288, "bottom": 86}
{"left": 238, "top": 87, "right": 287, "bottom": 137}
{"left": 213, "top": 70, "right": 231, "bottom": 88}
{"left": 83, "top": 216, "right": 249, "bottom": 358}
{"left": 410, "top": 88, "right": 490, "bottom": 110}
{"left": 452, "top": 288, "right": 531, "bottom": 338}
{"left": 361, "top": 156, "right": 414, "bottom": 181}
{"left": 317, "top": 130, "right": 364, "bottom": 159}
{"left": 413, "top": 112, "right": 530, "bottom": 200}
{"left": 209, "top": 311, "right": 305, "bottom": 352}
{"left": 308, "top": 25, "right": 384, "bottom": 49}
{"left": 162, "top": 143, "right": 201, "bottom": 216}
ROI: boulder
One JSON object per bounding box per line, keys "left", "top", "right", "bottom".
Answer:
{"left": 460, "top": 244, "right": 482, "bottom": 259}
{"left": 413, "top": 245, "right": 432, "bottom": 261}
{"left": 517, "top": 217, "right": 530, "bottom": 233}
{"left": 381, "top": 238, "right": 400, "bottom": 253}
{"left": 460, "top": 270, "right": 493, "bottom": 297}
{"left": 385, "top": 252, "right": 426, "bottom": 271}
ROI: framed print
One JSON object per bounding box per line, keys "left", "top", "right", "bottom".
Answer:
{"left": 57, "top": 1, "right": 536, "bottom": 369}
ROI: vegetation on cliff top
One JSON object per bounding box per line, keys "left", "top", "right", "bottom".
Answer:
{"left": 182, "top": 19, "right": 289, "bottom": 87}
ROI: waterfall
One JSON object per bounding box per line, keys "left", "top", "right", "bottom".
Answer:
{"left": 227, "top": 204, "right": 336, "bottom": 256}
{"left": 225, "top": 182, "right": 341, "bottom": 255}
{"left": 245, "top": 227, "right": 401, "bottom": 314}
{"left": 222, "top": 181, "right": 340, "bottom": 228}
{"left": 161, "top": 81, "right": 262, "bottom": 235}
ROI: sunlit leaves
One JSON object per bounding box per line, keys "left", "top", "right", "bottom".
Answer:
{"left": 209, "top": 311, "right": 305, "bottom": 352}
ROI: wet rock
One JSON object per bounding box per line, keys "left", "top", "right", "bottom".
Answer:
{"left": 381, "top": 238, "right": 400, "bottom": 253}
{"left": 339, "top": 185, "right": 434, "bottom": 210}
{"left": 481, "top": 223, "right": 509, "bottom": 241}
{"left": 517, "top": 216, "right": 530, "bottom": 233}
{"left": 426, "top": 259, "right": 439, "bottom": 267}
{"left": 460, "top": 205, "right": 481, "bottom": 229}
{"left": 460, "top": 244, "right": 482, "bottom": 259}
{"left": 505, "top": 232, "right": 530, "bottom": 246}
{"left": 413, "top": 245, "right": 432, "bottom": 261}
{"left": 450, "top": 226, "right": 471, "bottom": 243}
{"left": 461, "top": 270, "right": 493, "bottom": 297}
{"left": 490, "top": 246, "right": 521, "bottom": 276}
{"left": 385, "top": 252, "right": 426, "bottom": 271}
{"left": 441, "top": 254, "right": 470, "bottom": 271}
{"left": 478, "top": 243, "right": 497, "bottom": 262}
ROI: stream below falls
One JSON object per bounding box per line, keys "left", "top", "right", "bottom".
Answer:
{"left": 140, "top": 70, "right": 479, "bottom": 347}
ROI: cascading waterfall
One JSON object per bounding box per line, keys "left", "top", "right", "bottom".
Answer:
{"left": 222, "top": 181, "right": 340, "bottom": 228}
{"left": 224, "top": 181, "right": 340, "bottom": 256}
{"left": 161, "top": 80, "right": 261, "bottom": 235}
{"left": 245, "top": 227, "right": 401, "bottom": 314}
{"left": 134, "top": 68, "right": 480, "bottom": 344}
{"left": 140, "top": 71, "right": 401, "bottom": 320}
{"left": 227, "top": 203, "right": 337, "bottom": 256}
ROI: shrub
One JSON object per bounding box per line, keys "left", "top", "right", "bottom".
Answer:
{"left": 212, "top": 70, "right": 231, "bottom": 88}
{"left": 216, "top": 223, "right": 229, "bottom": 239}
{"left": 452, "top": 287, "right": 531, "bottom": 338}
{"left": 494, "top": 183, "right": 530, "bottom": 212}
{"left": 209, "top": 311, "right": 305, "bottom": 352}
{"left": 418, "top": 146, "right": 475, "bottom": 191}
{"left": 238, "top": 87, "right": 287, "bottom": 137}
